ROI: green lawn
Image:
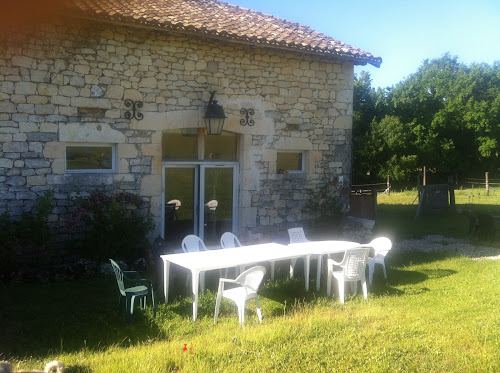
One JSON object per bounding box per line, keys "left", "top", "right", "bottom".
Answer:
{"left": 376, "top": 187, "right": 500, "bottom": 245}
{"left": 2, "top": 254, "right": 500, "bottom": 372}
{"left": 1, "top": 188, "right": 500, "bottom": 372}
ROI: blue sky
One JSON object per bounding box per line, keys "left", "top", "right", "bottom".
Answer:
{"left": 226, "top": 0, "right": 500, "bottom": 89}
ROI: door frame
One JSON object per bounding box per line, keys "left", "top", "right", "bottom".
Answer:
{"left": 161, "top": 161, "right": 239, "bottom": 242}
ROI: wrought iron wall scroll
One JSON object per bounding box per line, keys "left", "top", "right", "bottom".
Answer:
{"left": 125, "top": 99, "right": 144, "bottom": 120}
{"left": 240, "top": 108, "right": 255, "bottom": 126}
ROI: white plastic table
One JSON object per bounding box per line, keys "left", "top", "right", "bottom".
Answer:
{"left": 288, "top": 240, "right": 360, "bottom": 291}
{"left": 161, "top": 240, "right": 360, "bottom": 320}
{"left": 161, "top": 242, "right": 310, "bottom": 320}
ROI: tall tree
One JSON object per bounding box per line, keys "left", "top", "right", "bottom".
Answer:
{"left": 353, "top": 54, "right": 500, "bottom": 184}
{"left": 353, "top": 71, "right": 380, "bottom": 139}
{"left": 352, "top": 71, "right": 386, "bottom": 183}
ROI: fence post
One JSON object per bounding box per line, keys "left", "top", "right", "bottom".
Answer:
{"left": 486, "top": 172, "right": 489, "bottom": 196}
{"left": 423, "top": 166, "right": 426, "bottom": 185}
{"left": 448, "top": 175, "right": 455, "bottom": 210}
{"left": 387, "top": 175, "right": 390, "bottom": 195}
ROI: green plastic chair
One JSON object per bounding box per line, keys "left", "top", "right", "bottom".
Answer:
{"left": 109, "top": 259, "right": 156, "bottom": 323}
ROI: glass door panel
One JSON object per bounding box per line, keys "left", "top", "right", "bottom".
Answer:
{"left": 202, "top": 167, "right": 234, "bottom": 246}
{"left": 164, "top": 167, "right": 198, "bottom": 249}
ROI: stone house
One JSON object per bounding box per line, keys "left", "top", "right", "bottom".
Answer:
{"left": 0, "top": 0, "right": 381, "bottom": 248}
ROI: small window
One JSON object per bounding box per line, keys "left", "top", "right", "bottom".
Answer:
{"left": 162, "top": 129, "right": 237, "bottom": 161}
{"left": 162, "top": 129, "right": 198, "bottom": 160}
{"left": 277, "top": 152, "right": 304, "bottom": 173}
{"left": 205, "top": 131, "right": 237, "bottom": 161}
{"left": 66, "top": 144, "right": 116, "bottom": 173}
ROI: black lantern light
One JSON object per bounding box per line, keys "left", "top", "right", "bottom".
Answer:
{"left": 203, "top": 91, "right": 226, "bottom": 135}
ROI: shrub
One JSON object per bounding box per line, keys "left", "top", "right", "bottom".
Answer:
{"left": 0, "top": 190, "right": 54, "bottom": 282}
{"left": 0, "top": 211, "right": 17, "bottom": 282}
{"left": 22, "top": 189, "right": 53, "bottom": 249}
{"left": 66, "top": 189, "right": 154, "bottom": 263}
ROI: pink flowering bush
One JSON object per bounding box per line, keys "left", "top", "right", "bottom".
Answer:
{"left": 66, "top": 189, "right": 153, "bottom": 263}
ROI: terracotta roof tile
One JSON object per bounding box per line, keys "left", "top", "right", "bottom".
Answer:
{"left": 66, "top": 0, "right": 381, "bottom": 67}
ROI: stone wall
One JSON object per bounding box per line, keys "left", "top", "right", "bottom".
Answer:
{"left": 340, "top": 216, "right": 375, "bottom": 244}
{"left": 0, "top": 18, "right": 354, "bottom": 243}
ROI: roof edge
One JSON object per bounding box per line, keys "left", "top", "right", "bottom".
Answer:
{"left": 74, "top": 12, "right": 382, "bottom": 68}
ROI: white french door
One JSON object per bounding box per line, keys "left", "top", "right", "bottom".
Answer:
{"left": 162, "top": 162, "right": 238, "bottom": 248}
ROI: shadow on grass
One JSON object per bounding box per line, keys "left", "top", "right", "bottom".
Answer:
{"left": 369, "top": 266, "right": 456, "bottom": 297}
{"left": 368, "top": 283, "right": 406, "bottom": 297}
{"left": 159, "top": 256, "right": 461, "bottom": 322}
{"left": 419, "top": 268, "right": 457, "bottom": 279}
{"left": 386, "top": 268, "right": 429, "bottom": 286}
{"left": 256, "top": 261, "right": 436, "bottom": 312}
{"left": 260, "top": 277, "right": 318, "bottom": 317}
{"left": 374, "top": 254, "right": 457, "bottom": 287}
{"left": 375, "top": 203, "right": 500, "bottom": 247}
{"left": 0, "top": 278, "right": 163, "bottom": 360}
{"left": 387, "top": 250, "right": 455, "bottom": 267}
{"left": 168, "top": 262, "right": 318, "bottom": 319}
{"left": 375, "top": 205, "right": 469, "bottom": 241}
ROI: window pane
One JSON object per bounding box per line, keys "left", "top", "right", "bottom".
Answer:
{"left": 162, "top": 129, "right": 198, "bottom": 160}
{"left": 204, "top": 167, "right": 234, "bottom": 245}
{"left": 66, "top": 146, "right": 113, "bottom": 170}
{"left": 277, "top": 152, "right": 303, "bottom": 171}
{"left": 164, "top": 167, "right": 196, "bottom": 246}
{"left": 205, "top": 131, "right": 237, "bottom": 161}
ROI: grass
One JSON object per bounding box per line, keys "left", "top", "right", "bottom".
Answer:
{"left": 379, "top": 186, "right": 500, "bottom": 207}
{"left": 1, "top": 187, "right": 500, "bottom": 372}
{"left": 375, "top": 187, "right": 500, "bottom": 245}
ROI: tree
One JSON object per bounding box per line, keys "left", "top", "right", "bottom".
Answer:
{"left": 352, "top": 71, "right": 388, "bottom": 183}
{"left": 353, "top": 54, "right": 500, "bottom": 184}
{"left": 353, "top": 71, "right": 380, "bottom": 140}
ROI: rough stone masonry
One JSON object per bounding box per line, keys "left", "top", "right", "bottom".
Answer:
{"left": 0, "top": 18, "right": 354, "bottom": 242}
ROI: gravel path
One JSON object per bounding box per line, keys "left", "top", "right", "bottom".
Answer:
{"left": 396, "top": 234, "right": 500, "bottom": 260}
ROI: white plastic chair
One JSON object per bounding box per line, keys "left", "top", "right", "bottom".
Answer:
{"left": 368, "top": 237, "right": 392, "bottom": 285}
{"left": 181, "top": 234, "right": 207, "bottom": 253}
{"left": 288, "top": 226, "right": 323, "bottom": 287}
{"left": 220, "top": 232, "right": 246, "bottom": 277}
{"left": 327, "top": 246, "right": 371, "bottom": 303}
{"left": 214, "top": 266, "right": 266, "bottom": 326}
{"left": 181, "top": 234, "right": 208, "bottom": 291}
{"left": 287, "top": 227, "right": 310, "bottom": 278}
{"left": 220, "top": 231, "right": 242, "bottom": 249}
{"left": 288, "top": 227, "right": 309, "bottom": 244}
